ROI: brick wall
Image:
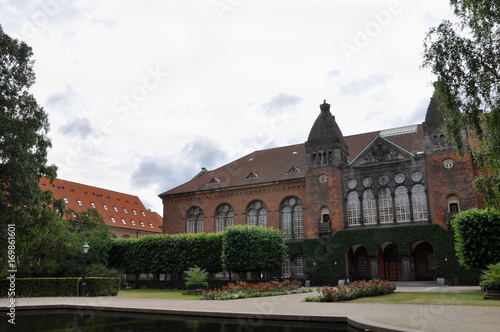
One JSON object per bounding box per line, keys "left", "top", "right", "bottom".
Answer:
{"left": 162, "top": 180, "right": 306, "bottom": 235}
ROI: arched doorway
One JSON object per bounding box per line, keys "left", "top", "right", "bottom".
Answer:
{"left": 383, "top": 243, "right": 403, "bottom": 281}
{"left": 410, "top": 241, "right": 436, "bottom": 281}
{"left": 345, "top": 244, "right": 371, "bottom": 281}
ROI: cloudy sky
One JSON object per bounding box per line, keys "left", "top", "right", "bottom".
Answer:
{"left": 1, "top": 1, "right": 456, "bottom": 214}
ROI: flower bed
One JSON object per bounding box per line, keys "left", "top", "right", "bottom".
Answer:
{"left": 305, "top": 280, "right": 396, "bottom": 302}
{"left": 202, "top": 280, "right": 312, "bottom": 300}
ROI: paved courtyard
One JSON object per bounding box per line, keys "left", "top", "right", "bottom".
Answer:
{"left": 1, "top": 286, "right": 499, "bottom": 332}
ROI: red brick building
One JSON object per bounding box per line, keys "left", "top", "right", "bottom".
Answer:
{"left": 41, "top": 177, "right": 163, "bottom": 238}
{"left": 159, "top": 98, "right": 483, "bottom": 282}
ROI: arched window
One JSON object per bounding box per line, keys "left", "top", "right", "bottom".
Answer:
{"left": 412, "top": 184, "right": 428, "bottom": 222}
{"left": 447, "top": 194, "right": 460, "bottom": 213}
{"left": 187, "top": 206, "right": 204, "bottom": 233}
{"left": 347, "top": 191, "right": 361, "bottom": 226}
{"left": 281, "top": 197, "right": 303, "bottom": 240}
{"left": 379, "top": 187, "right": 393, "bottom": 224}
{"left": 363, "top": 189, "right": 377, "bottom": 225}
{"left": 246, "top": 200, "right": 267, "bottom": 226}
{"left": 215, "top": 203, "right": 234, "bottom": 233}
{"left": 395, "top": 186, "right": 410, "bottom": 223}
{"left": 320, "top": 206, "right": 330, "bottom": 223}
{"left": 122, "top": 235, "right": 130, "bottom": 239}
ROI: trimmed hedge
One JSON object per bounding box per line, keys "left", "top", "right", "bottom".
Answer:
{"left": 303, "top": 224, "right": 480, "bottom": 286}
{"left": 109, "top": 233, "right": 223, "bottom": 277}
{"left": 0, "top": 277, "right": 120, "bottom": 297}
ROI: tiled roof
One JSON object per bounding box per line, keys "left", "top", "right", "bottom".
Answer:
{"left": 160, "top": 124, "right": 425, "bottom": 197}
{"left": 40, "top": 177, "right": 162, "bottom": 233}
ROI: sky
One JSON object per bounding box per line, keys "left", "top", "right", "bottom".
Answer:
{"left": 0, "top": 0, "right": 457, "bottom": 215}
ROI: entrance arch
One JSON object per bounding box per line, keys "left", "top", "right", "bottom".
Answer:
{"left": 345, "top": 244, "right": 371, "bottom": 281}
{"left": 410, "top": 241, "right": 436, "bottom": 281}
{"left": 376, "top": 242, "right": 408, "bottom": 281}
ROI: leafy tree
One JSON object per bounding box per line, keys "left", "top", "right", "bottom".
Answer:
{"left": 222, "top": 225, "right": 286, "bottom": 278}
{"left": 422, "top": 0, "right": 500, "bottom": 208}
{"left": 56, "top": 208, "right": 116, "bottom": 277}
{"left": 0, "top": 25, "right": 58, "bottom": 271}
{"left": 451, "top": 209, "right": 500, "bottom": 269}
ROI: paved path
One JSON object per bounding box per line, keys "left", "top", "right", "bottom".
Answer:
{"left": 1, "top": 286, "right": 499, "bottom": 332}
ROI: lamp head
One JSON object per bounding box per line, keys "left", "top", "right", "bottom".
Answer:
{"left": 82, "top": 242, "right": 90, "bottom": 254}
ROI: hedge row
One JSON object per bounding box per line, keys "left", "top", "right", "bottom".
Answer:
{"left": 0, "top": 277, "right": 120, "bottom": 297}
{"left": 109, "top": 233, "right": 223, "bottom": 276}
{"left": 303, "top": 224, "right": 480, "bottom": 286}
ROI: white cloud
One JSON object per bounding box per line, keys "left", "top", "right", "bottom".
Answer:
{"left": 0, "top": 0, "right": 458, "bottom": 215}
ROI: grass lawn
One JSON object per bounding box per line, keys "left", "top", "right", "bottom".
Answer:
{"left": 348, "top": 292, "right": 500, "bottom": 307}
{"left": 116, "top": 289, "right": 201, "bottom": 300}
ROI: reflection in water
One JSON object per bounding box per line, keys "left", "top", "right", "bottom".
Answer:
{"left": 2, "top": 310, "right": 352, "bottom": 332}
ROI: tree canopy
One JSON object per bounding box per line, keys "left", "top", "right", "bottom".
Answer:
{"left": 0, "top": 25, "right": 58, "bottom": 270}
{"left": 422, "top": 0, "right": 500, "bottom": 208}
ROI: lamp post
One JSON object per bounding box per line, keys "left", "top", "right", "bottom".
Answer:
{"left": 79, "top": 242, "right": 90, "bottom": 297}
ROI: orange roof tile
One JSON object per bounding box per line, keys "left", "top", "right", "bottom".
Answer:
{"left": 40, "top": 177, "right": 162, "bottom": 233}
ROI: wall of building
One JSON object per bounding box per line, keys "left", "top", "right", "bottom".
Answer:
{"left": 162, "top": 180, "right": 306, "bottom": 234}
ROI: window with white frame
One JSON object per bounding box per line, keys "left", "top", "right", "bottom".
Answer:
{"left": 395, "top": 186, "right": 411, "bottom": 223}
{"left": 281, "top": 197, "right": 303, "bottom": 240}
{"left": 363, "top": 189, "right": 377, "bottom": 225}
{"left": 187, "top": 206, "right": 204, "bottom": 234}
{"left": 347, "top": 191, "right": 361, "bottom": 226}
{"left": 293, "top": 255, "right": 304, "bottom": 276}
{"left": 215, "top": 203, "right": 234, "bottom": 233}
{"left": 103, "top": 203, "right": 108, "bottom": 211}
{"left": 63, "top": 197, "right": 69, "bottom": 204}
{"left": 77, "top": 199, "right": 83, "bottom": 206}
{"left": 412, "top": 184, "right": 428, "bottom": 222}
{"left": 282, "top": 259, "right": 292, "bottom": 276}
{"left": 246, "top": 200, "right": 267, "bottom": 226}
{"left": 113, "top": 206, "right": 119, "bottom": 212}
{"left": 378, "top": 187, "right": 393, "bottom": 224}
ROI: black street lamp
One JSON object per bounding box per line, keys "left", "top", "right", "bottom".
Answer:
{"left": 79, "top": 242, "right": 90, "bottom": 297}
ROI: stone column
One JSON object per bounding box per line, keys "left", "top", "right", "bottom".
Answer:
{"left": 401, "top": 255, "right": 411, "bottom": 282}
{"left": 369, "top": 255, "right": 378, "bottom": 280}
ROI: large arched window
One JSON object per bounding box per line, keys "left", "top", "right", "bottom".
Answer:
{"left": 281, "top": 197, "right": 303, "bottom": 240}
{"left": 215, "top": 203, "right": 234, "bottom": 233}
{"left": 379, "top": 187, "right": 393, "bottom": 224}
{"left": 347, "top": 191, "right": 361, "bottom": 226}
{"left": 246, "top": 200, "right": 267, "bottom": 226}
{"left": 363, "top": 189, "right": 377, "bottom": 225}
{"left": 187, "top": 206, "right": 204, "bottom": 233}
{"left": 395, "top": 186, "right": 410, "bottom": 223}
{"left": 412, "top": 184, "right": 428, "bottom": 222}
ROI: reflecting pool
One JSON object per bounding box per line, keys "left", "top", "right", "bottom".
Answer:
{"left": 2, "top": 310, "right": 353, "bottom": 331}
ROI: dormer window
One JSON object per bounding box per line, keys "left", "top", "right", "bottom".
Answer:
{"left": 130, "top": 219, "right": 136, "bottom": 226}
{"left": 63, "top": 197, "right": 69, "bottom": 204}
{"left": 209, "top": 177, "right": 220, "bottom": 184}
{"left": 246, "top": 171, "right": 258, "bottom": 179}
{"left": 111, "top": 217, "right": 116, "bottom": 223}
{"left": 132, "top": 209, "right": 137, "bottom": 215}
{"left": 286, "top": 166, "right": 300, "bottom": 174}
{"left": 90, "top": 202, "right": 96, "bottom": 208}
{"left": 141, "top": 211, "right": 146, "bottom": 217}
{"left": 121, "top": 218, "right": 126, "bottom": 224}
{"left": 113, "top": 206, "right": 119, "bottom": 212}
{"left": 123, "top": 208, "right": 128, "bottom": 214}
{"left": 77, "top": 199, "right": 83, "bottom": 206}
{"left": 149, "top": 222, "right": 154, "bottom": 229}
{"left": 103, "top": 204, "right": 108, "bottom": 211}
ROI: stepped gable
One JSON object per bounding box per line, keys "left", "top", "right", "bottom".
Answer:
{"left": 160, "top": 143, "right": 306, "bottom": 196}
{"left": 40, "top": 177, "right": 162, "bottom": 233}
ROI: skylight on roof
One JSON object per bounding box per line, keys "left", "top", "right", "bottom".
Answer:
{"left": 379, "top": 125, "right": 418, "bottom": 137}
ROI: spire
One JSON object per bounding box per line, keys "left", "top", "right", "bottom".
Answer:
{"left": 306, "top": 100, "right": 348, "bottom": 167}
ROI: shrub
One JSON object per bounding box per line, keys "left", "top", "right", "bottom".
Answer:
{"left": 305, "top": 280, "right": 396, "bottom": 302}
{"left": 452, "top": 209, "right": 500, "bottom": 269}
{"left": 480, "top": 263, "right": 500, "bottom": 292}
{"left": 185, "top": 266, "right": 209, "bottom": 290}
{"left": 0, "top": 277, "right": 120, "bottom": 297}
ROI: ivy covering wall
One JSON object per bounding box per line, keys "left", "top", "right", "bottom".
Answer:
{"left": 302, "top": 225, "right": 480, "bottom": 286}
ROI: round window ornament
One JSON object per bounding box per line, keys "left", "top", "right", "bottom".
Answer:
{"left": 347, "top": 178, "right": 357, "bottom": 189}
{"left": 318, "top": 174, "right": 328, "bottom": 184}
{"left": 411, "top": 171, "right": 423, "bottom": 182}
{"left": 378, "top": 175, "right": 389, "bottom": 186}
{"left": 443, "top": 159, "right": 455, "bottom": 169}
{"left": 362, "top": 176, "right": 373, "bottom": 188}
{"left": 395, "top": 173, "right": 405, "bottom": 184}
